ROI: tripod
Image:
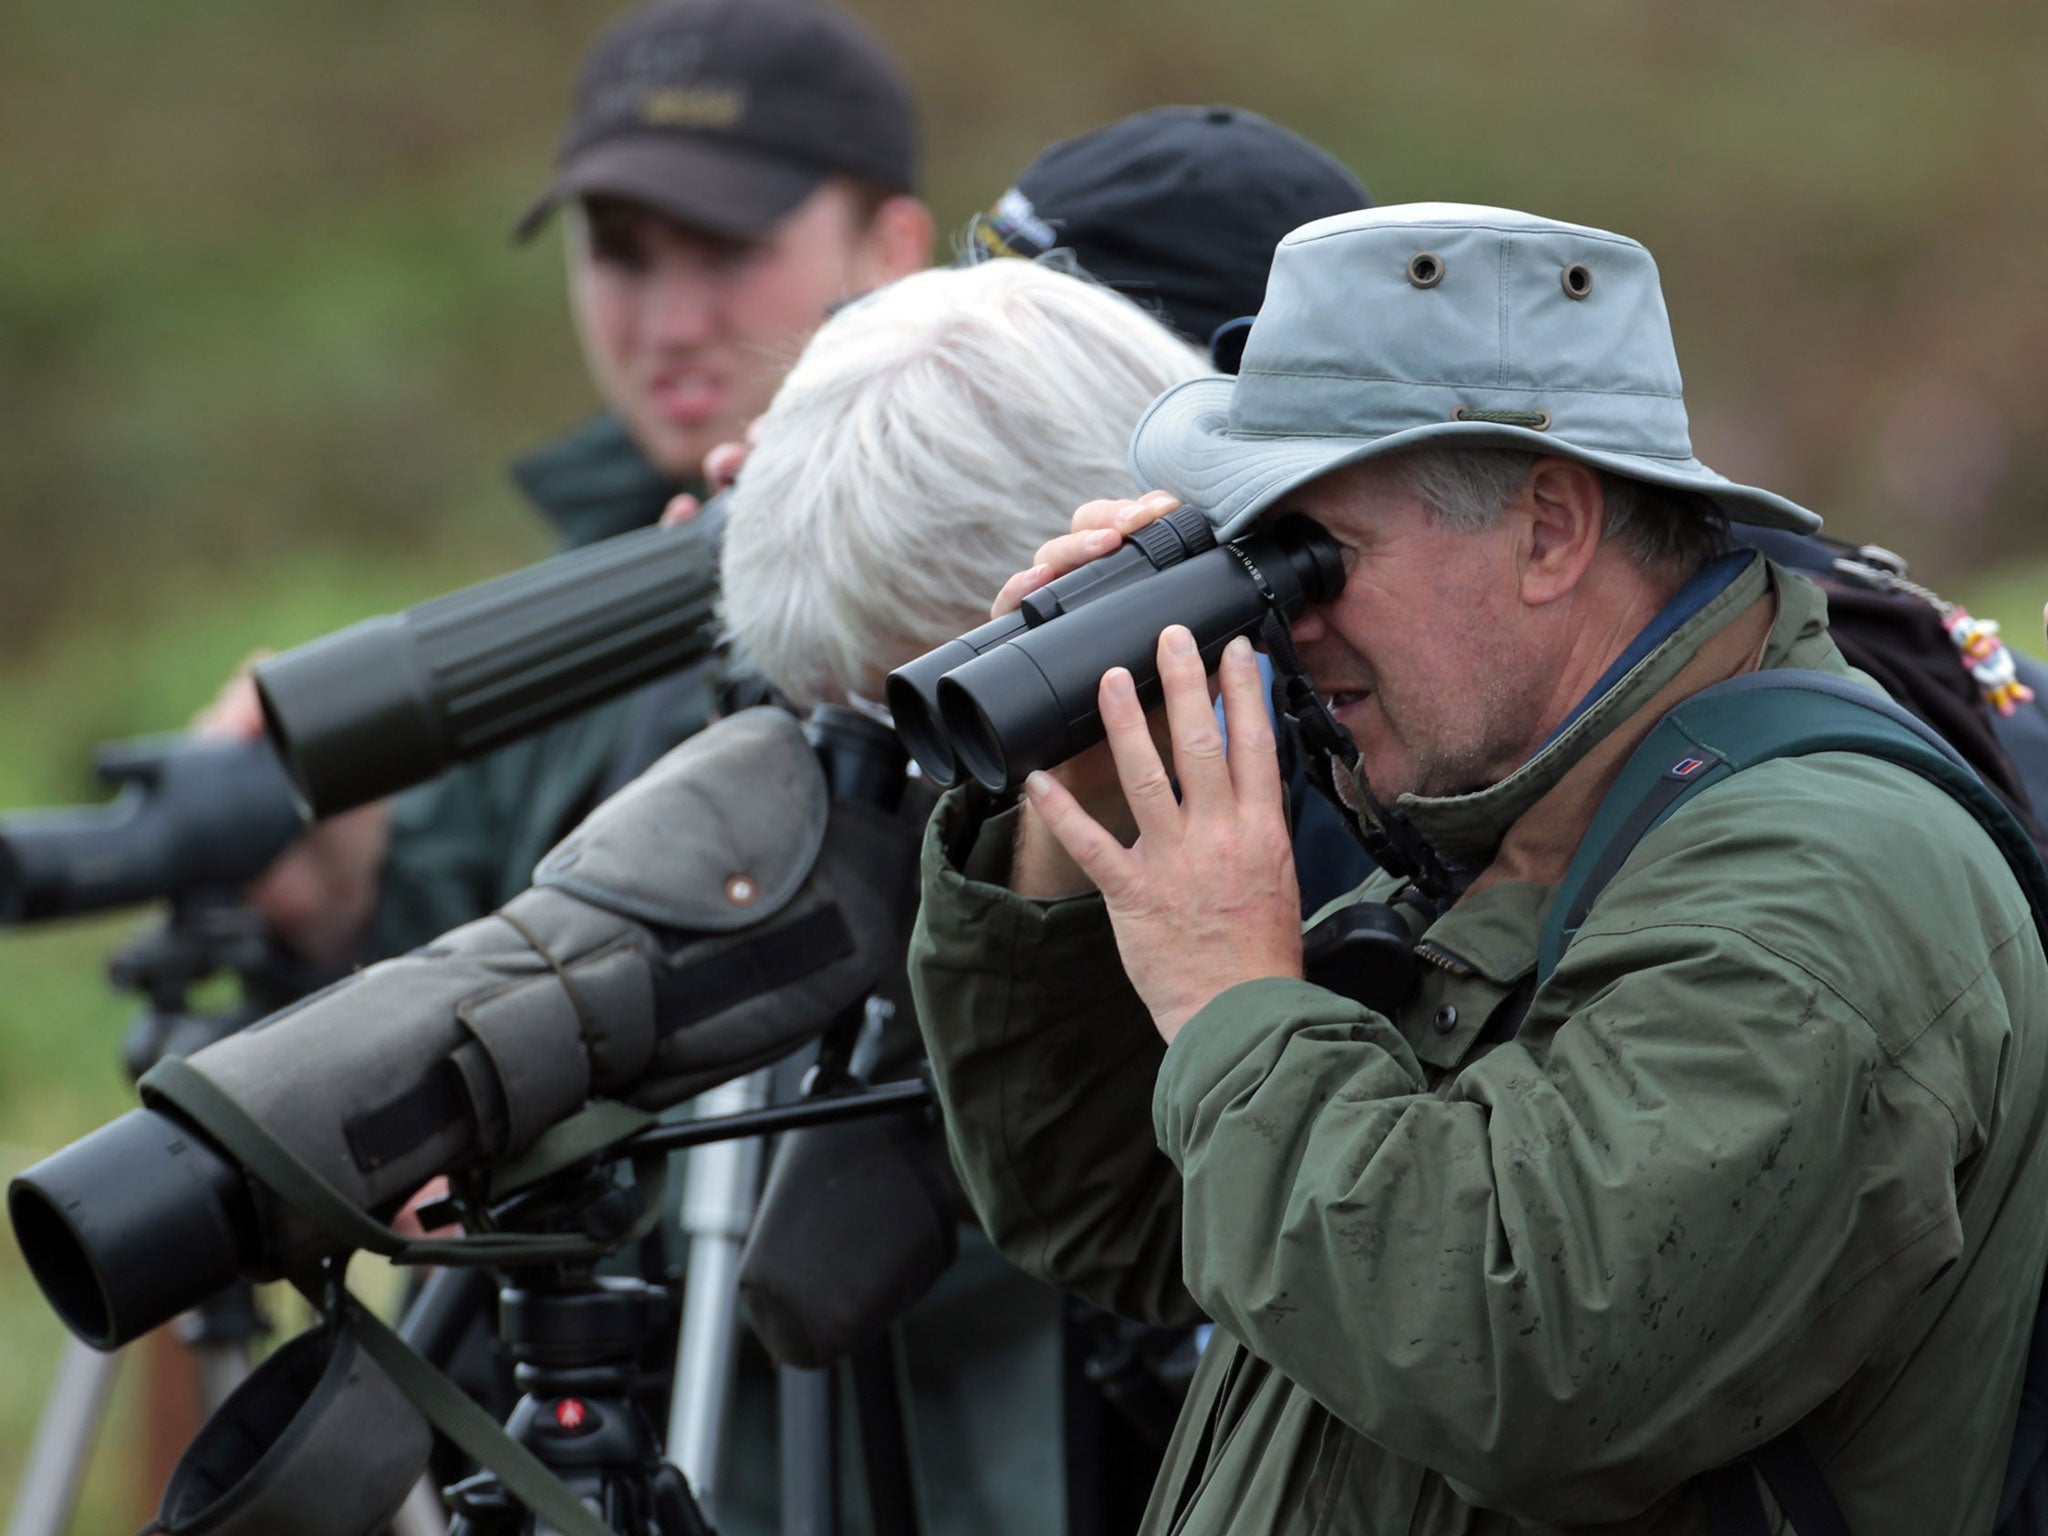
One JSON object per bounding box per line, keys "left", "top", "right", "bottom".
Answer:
{"left": 419, "top": 1073, "right": 934, "bottom": 1536}
{"left": 442, "top": 1270, "right": 712, "bottom": 1536}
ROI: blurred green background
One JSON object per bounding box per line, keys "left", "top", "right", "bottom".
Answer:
{"left": 4, "top": 0, "right": 2047, "bottom": 1524}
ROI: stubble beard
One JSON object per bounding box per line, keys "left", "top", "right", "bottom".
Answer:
{"left": 1369, "top": 659, "right": 1530, "bottom": 803}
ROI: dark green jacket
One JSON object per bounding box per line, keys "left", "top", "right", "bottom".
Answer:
{"left": 909, "top": 557, "right": 2048, "bottom": 1534}
{"left": 371, "top": 415, "right": 708, "bottom": 958}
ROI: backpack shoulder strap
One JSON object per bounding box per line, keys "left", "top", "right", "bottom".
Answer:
{"left": 1537, "top": 668, "right": 2048, "bottom": 987}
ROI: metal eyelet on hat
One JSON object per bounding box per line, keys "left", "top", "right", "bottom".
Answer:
{"left": 1562, "top": 262, "right": 1593, "bottom": 299}
{"left": 1407, "top": 252, "right": 1444, "bottom": 289}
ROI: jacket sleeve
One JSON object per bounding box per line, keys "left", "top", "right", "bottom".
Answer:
{"left": 908, "top": 789, "right": 1204, "bottom": 1328}
{"left": 1153, "top": 760, "right": 2014, "bottom": 1524}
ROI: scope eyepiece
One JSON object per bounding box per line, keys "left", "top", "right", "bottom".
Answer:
{"left": 0, "top": 734, "right": 304, "bottom": 926}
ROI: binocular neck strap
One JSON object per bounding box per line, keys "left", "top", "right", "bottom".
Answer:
{"left": 1255, "top": 608, "right": 1464, "bottom": 906}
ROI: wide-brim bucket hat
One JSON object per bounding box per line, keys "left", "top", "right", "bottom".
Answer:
{"left": 1130, "top": 203, "right": 1820, "bottom": 540}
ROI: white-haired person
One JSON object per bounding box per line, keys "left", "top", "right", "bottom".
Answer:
{"left": 718, "top": 256, "right": 1204, "bottom": 703}
{"left": 711, "top": 255, "right": 1204, "bottom": 1536}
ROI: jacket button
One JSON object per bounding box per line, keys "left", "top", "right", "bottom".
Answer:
{"left": 1433, "top": 1004, "right": 1459, "bottom": 1034}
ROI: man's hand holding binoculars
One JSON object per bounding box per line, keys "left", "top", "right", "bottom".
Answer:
{"left": 1002, "top": 493, "right": 1306, "bottom": 1043}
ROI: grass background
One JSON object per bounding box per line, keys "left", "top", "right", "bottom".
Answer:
{"left": 5, "top": 0, "right": 2048, "bottom": 1523}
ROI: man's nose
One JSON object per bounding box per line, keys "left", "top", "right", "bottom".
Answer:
{"left": 642, "top": 261, "right": 723, "bottom": 346}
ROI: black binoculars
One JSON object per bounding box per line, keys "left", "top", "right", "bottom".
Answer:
{"left": 886, "top": 506, "right": 1344, "bottom": 793}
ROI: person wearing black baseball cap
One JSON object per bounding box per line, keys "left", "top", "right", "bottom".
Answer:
{"left": 952, "top": 104, "right": 1375, "bottom": 909}
{"left": 962, "top": 104, "right": 1372, "bottom": 370}
{"left": 521, "top": 0, "right": 933, "bottom": 486}
{"left": 203, "top": 0, "right": 935, "bottom": 980}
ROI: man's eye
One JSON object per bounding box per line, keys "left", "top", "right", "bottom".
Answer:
{"left": 706, "top": 240, "right": 763, "bottom": 274}
{"left": 591, "top": 232, "right": 650, "bottom": 272}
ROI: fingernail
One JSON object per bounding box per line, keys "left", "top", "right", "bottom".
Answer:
{"left": 1024, "top": 771, "right": 1051, "bottom": 798}
{"left": 1225, "top": 635, "right": 1253, "bottom": 664}
{"left": 1087, "top": 528, "right": 1118, "bottom": 551}
{"left": 1166, "top": 626, "right": 1197, "bottom": 657}
{"left": 1140, "top": 490, "right": 1179, "bottom": 510}
{"left": 1103, "top": 668, "right": 1135, "bottom": 698}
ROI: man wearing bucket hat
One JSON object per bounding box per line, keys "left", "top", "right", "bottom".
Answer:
{"left": 907, "top": 204, "right": 2048, "bottom": 1533}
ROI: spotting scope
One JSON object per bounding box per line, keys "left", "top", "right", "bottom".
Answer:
{"left": 9, "top": 706, "right": 920, "bottom": 1351}
{"left": 0, "top": 734, "right": 302, "bottom": 924}
{"left": 255, "top": 502, "right": 726, "bottom": 819}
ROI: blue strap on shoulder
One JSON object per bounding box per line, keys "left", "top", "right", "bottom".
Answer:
{"left": 1538, "top": 668, "right": 2048, "bottom": 984}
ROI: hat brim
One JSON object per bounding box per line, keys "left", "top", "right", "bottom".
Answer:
{"left": 1130, "top": 376, "right": 1821, "bottom": 539}
{"left": 514, "top": 134, "right": 826, "bottom": 243}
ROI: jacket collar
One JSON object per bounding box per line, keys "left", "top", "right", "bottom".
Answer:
{"left": 509, "top": 414, "right": 693, "bottom": 549}
{"left": 1390, "top": 555, "right": 1839, "bottom": 874}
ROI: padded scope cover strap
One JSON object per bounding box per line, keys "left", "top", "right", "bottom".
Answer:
{"left": 140, "top": 1056, "right": 667, "bottom": 1271}
{"left": 1532, "top": 668, "right": 2048, "bottom": 1534}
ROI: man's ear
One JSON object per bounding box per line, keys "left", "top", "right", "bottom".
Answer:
{"left": 1518, "top": 456, "right": 1606, "bottom": 606}
{"left": 860, "top": 194, "right": 936, "bottom": 285}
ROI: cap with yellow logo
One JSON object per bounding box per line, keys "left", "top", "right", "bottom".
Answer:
{"left": 515, "top": 0, "right": 919, "bottom": 242}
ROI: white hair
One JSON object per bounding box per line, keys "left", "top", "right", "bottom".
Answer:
{"left": 719, "top": 260, "right": 1205, "bottom": 708}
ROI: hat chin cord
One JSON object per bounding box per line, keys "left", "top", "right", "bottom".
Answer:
{"left": 1255, "top": 606, "right": 1465, "bottom": 908}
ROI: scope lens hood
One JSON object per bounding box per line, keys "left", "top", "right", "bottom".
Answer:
{"left": 7, "top": 1108, "right": 257, "bottom": 1349}
{"left": 156, "top": 1320, "right": 432, "bottom": 1536}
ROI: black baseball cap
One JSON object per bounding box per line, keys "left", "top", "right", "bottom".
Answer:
{"left": 516, "top": 0, "right": 920, "bottom": 243}
{"left": 964, "top": 106, "right": 1371, "bottom": 365}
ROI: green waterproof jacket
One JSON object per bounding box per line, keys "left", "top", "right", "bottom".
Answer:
{"left": 908, "top": 555, "right": 2048, "bottom": 1534}
{"left": 371, "top": 415, "right": 707, "bottom": 958}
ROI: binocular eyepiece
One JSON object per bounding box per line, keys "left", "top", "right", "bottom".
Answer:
{"left": 886, "top": 508, "right": 1345, "bottom": 793}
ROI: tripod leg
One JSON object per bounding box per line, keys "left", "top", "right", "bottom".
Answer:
{"left": 5, "top": 1336, "right": 122, "bottom": 1536}
{"left": 666, "top": 1068, "right": 772, "bottom": 1518}
{"left": 848, "top": 1333, "right": 920, "bottom": 1536}
{"left": 178, "top": 1279, "right": 268, "bottom": 1414}
{"left": 777, "top": 1367, "right": 838, "bottom": 1536}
